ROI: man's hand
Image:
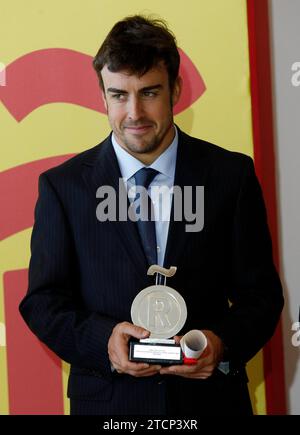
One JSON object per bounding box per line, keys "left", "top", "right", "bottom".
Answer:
{"left": 108, "top": 321, "right": 162, "bottom": 377}
{"left": 160, "top": 330, "right": 224, "bottom": 379}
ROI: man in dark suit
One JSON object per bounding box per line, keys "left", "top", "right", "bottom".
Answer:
{"left": 19, "top": 15, "right": 283, "bottom": 415}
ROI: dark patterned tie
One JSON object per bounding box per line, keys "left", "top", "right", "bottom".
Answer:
{"left": 133, "top": 168, "right": 159, "bottom": 266}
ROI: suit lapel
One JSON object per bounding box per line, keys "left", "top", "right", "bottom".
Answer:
{"left": 163, "top": 130, "right": 212, "bottom": 269}
{"left": 81, "top": 135, "right": 149, "bottom": 279}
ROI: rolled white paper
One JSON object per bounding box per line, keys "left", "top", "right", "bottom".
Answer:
{"left": 180, "top": 330, "right": 207, "bottom": 359}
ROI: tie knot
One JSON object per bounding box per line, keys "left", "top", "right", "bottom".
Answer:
{"left": 133, "top": 167, "right": 159, "bottom": 190}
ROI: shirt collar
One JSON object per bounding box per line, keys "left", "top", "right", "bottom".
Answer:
{"left": 111, "top": 125, "right": 178, "bottom": 181}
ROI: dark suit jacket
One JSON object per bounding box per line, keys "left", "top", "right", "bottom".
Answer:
{"left": 19, "top": 128, "right": 283, "bottom": 415}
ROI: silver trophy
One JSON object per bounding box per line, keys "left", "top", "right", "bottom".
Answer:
{"left": 129, "top": 265, "right": 187, "bottom": 365}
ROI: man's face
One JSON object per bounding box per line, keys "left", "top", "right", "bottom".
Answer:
{"left": 101, "top": 63, "right": 181, "bottom": 161}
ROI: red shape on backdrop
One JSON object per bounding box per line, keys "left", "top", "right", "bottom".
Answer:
{"left": 0, "top": 48, "right": 205, "bottom": 121}
{"left": 0, "top": 49, "right": 104, "bottom": 121}
{"left": 176, "top": 48, "right": 206, "bottom": 114}
{"left": 3, "top": 269, "right": 64, "bottom": 414}
{"left": 0, "top": 155, "right": 74, "bottom": 241}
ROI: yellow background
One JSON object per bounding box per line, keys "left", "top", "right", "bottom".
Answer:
{"left": 0, "top": 0, "right": 264, "bottom": 414}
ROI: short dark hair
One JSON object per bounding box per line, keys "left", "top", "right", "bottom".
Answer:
{"left": 93, "top": 15, "right": 180, "bottom": 92}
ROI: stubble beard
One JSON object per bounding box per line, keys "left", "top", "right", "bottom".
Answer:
{"left": 121, "top": 132, "right": 161, "bottom": 154}
{"left": 113, "top": 118, "right": 174, "bottom": 155}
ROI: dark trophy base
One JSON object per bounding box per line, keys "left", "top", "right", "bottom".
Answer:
{"left": 129, "top": 338, "right": 183, "bottom": 365}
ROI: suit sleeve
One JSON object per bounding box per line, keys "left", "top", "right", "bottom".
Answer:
{"left": 19, "top": 173, "right": 117, "bottom": 379}
{"left": 213, "top": 157, "right": 284, "bottom": 364}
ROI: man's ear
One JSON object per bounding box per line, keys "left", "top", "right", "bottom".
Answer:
{"left": 101, "top": 89, "right": 108, "bottom": 112}
{"left": 172, "top": 76, "right": 183, "bottom": 107}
